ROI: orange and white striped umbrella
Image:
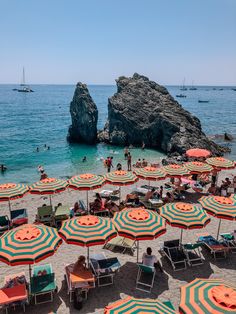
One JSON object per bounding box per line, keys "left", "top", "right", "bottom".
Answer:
{"left": 105, "top": 170, "right": 138, "bottom": 186}
{"left": 185, "top": 161, "right": 213, "bottom": 174}
{"left": 134, "top": 167, "right": 166, "bottom": 181}
{"left": 30, "top": 178, "right": 68, "bottom": 195}
{"left": 206, "top": 157, "right": 236, "bottom": 170}
{"left": 162, "top": 164, "right": 189, "bottom": 177}
{"left": 186, "top": 148, "right": 211, "bottom": 159}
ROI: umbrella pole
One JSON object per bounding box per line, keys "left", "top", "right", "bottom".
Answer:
{"left": 49, "top": 195, "right": 52, "bottom": 207}
{"left": 86, "top": 191, "right": 89, "bottom": 213}
{"left": 137, "top": 240, "right": 139, "bottom": 263}
{"left": 180, "top": 229, "right": 183, "bottom": 243}
{"left": 216, "top": 219, "right": 222, "bottom": 240}
{"left": 29, "top": 265, "right": 32, "bottom": 279}
{"left": 119, "top": 187, "right": 121, "bottom": 205}
{"left": 87, "top": 247, "right": 90, "bottom": 267}
{"left": 8, "top": 200, "right": 11, "bottom": 213}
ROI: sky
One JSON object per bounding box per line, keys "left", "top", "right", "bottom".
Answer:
{"left": 0, "top": 0, "right": 235, "bottom": 85}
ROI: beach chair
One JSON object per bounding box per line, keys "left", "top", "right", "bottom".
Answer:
{"left": 65, "top": 264, "right": 95, "bottom": 302}
{"left": 104, "top": 236, "right": 136, "bottom": 254}
{"left": 30, "top": 264, "right": 56, "bottom": 304}
{"left": 220, "top": 233, "right": 236, "bottom": 254}
{"left": 89, "top": 253, "right": 121, "bottom": 287}
{"left": 197, "top": 233, "right": 229, "bottom": 259}
{"left": 93, "top": 200, "right": 109, "bottom": 217}
{"left": 136, "top": 264, "right": 156, "bottom": 293}
{"left": 0, "top": 215, "right": 11, "bottom": 234}
{"left": 54, "top": 205, "right": 70, "bottom": 227}
{"left": 0, "top": 272, "right": 28, "bottom": 313}
{"left": 36, "top": 206, "right": 53, "bottom": 226}
{"left": 74, "top": 200, "right": 87, "bottom": 216}
{"left": 161, "top": 239, "right": 187, "bottom": 271}
{"left": 182, "top": 243, "right": 203, "bottom": 266}
{"left": 10, "top": 208, "right": 28, "bottom": 227}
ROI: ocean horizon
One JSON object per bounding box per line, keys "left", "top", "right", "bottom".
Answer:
{"left": 0, "top": 84, "right": 235, "bottom": 184}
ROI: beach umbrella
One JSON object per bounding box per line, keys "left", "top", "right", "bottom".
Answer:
{"left": 0, "top": 224, "right": 62, "bottom": 276}
{"left": 180, "top": 278, "right": 236, "bottom": 314}
{"left": 199, "top": 195, "right": 236, "bottom": 239}
{"left": 30, "top": 177, "right": 68, "bottom": 205}
{"left": 104, "top": 296, "right": 176, "bottom": 314}
{"left": 206, "top": 157, "right": 236, "bottom": 170}
{"left": 105, "top": 170, "right": 138, "bottom": 202}
{"left": 186, "top": 148, "right": 211, "bottom": 159}
{"left": 59, "top": 215, "right": 116, "bottom": 262}
{"left": 184, "top": 161, "right": 213, "bottom": 174}
{"left": 68, "top": 173, "right": 106, "bottom": 211}
{"left": 0, "top": 183, "right": 29, "bottom": 212}
{"left": 134, "top": 166, "right": 166, "bottom": 186}
{"left": 162, "top": 164, "right": 189, "bottom": 178}
{"left": 159, "top": 202, "right": 210, "bottom": 242}
{"left": 113, "top": 207, "right": 166, "bottom": 262}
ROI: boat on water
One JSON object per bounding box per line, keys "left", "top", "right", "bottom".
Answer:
{"left": 189, "top": 80, "right": 197, "bottom": 90}
{"left": 176, "top": 94, "right": 186, "bottom": 98}
{"left": 198, "top": 100, "right": 209, "bottom": 103}
{"left": 180, "top": 78, "right": 187, "bottom": 91}
{"left": 232, "top": 88, "right": 236, "bottom": 91}
{"left": 13, "top": 67, "right": 34, "bottom": 93}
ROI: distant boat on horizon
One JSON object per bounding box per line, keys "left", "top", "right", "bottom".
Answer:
{"left": 198, "top": 100, "right": 209, "bottom": 103}
{"left": 180, "top": 78, "right": 187, "bottom": 91}
{"left": 176, "top": 94, "right": 186, "bottom": 98}
{"left": 189, "top": 80, "right": 197, "bottom": 90}
{"left": 13, "top": 67, "right": 34, "bottom": 93}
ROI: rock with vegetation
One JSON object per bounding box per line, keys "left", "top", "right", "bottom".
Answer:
{"left": 102, "top": 73, "right": 229, "bottom": 156}
{"left": 68, "top": 82, "right": 98, "bottom": 144}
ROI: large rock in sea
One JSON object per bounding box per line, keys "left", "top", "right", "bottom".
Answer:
{"left": 104, "top": 73, "right": 228, "bottom": 156}
{"left": 68, "top": 82, "right": 98, "bottom": 144}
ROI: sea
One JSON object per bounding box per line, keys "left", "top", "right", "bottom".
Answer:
{"left": 0, "top": 85, "right": 235, "bottom": 184}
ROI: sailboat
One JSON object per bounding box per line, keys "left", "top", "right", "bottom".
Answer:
{"left": 189, "top": 80, "right": 197, "bottom": 90}
{"left": 180, "top": 78, "right": 187, "bottom": 91}
{"left": 14, "top": 67, "right": 34, "bottom": 93}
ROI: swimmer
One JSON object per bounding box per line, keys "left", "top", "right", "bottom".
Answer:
{"left": 47, "top": 146, "right": 50, "bottom": 150}
{"left": 38, "top": 165, "right": 44, "bottom": 173}
{"left": 44, "top": 144, "right": 47, "bottom": 148}
{"left": 36, "top": 147, "right": 39, "bottom": 152}
{"left": 82, "top": 156, "right": 87, "bottom": 162}
{"left": 1, "top": 164, "right": 7, "bottom": 172}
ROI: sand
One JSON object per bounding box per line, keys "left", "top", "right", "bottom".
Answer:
{"left": 0, "top": 168, "right": 235, "bottom": 314}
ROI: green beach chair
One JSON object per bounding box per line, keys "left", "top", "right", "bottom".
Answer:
{"left": 30, "top": 264, "right": 56, "bottom": 304}
{"left": 136, "top": 264, "right": 156, "bottom": 293}
{"left": 182, "top": 243, "right": 203, "bottom": 266}
{"left": 54, "top": 205, "right": 70, "bottom": 227}
{"left": 36, "top": 206, "right": 53, "bottom": 226}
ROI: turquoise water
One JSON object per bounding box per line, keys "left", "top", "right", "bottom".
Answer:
{"left": 0, "top": 84, "right": 235, "bottom": 184}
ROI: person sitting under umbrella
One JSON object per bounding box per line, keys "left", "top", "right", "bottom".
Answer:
{"left": 142, "top": 247, "right": 163, "bottom": 272}
{"left": 90, "top": 193, "right": 102, "bottom": 213}
{"left": 73, "top": 255, "right": 87, "bottom": 274}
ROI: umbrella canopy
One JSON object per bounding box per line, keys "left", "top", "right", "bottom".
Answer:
{"left": 0, "top": 224, "right": 62, "bottom": 265}
{"left": 184, "top": 161, "right": 213, "bottom": 174}
{"left": 159, "top": 202, "right": 210, "bottom": 229}
{"left": 206, "top": 157, "right": 236, "bottom": 170}
{"left": 180, "top": 278, "right": 236, "bottom": 314}
{"left": 113, "top": 207, "right": 166, "bottom": 240}
{"left": 104, "top": 296, "right": 176, "bottom": 314}
{"left": 134, "top": 167, "right": 167, "bottom": 181}
{"left": 163, "top": 164, "right": 189, "bottom": 178}
{"left": 30, "top": 177, "right": 68, "bottom": 195}
{"left": 186, "top": 148, "right": 211, "bottom": 159}
{"left": 198, "top": 196, "right": 236, "bottom": 221}
{"left": 59, "top": 215, "right": 116, "bottom": 247}
{"left": 105, "top": 170, "right": 138, "bottom": 186}
{"left": 0, "top": 183, "right": 29, "bottom": 202}
{"left": 68, "top": 173, "right": 106, "bottom": 190}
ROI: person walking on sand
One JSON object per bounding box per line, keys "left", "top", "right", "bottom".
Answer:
{"left": 127, "top": 152, "right": 132, "bottom": 171}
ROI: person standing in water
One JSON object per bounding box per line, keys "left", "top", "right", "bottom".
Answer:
{"left": 124, "top": 147, "right": 129, "bottom": 160}
{"left": 127, "top": 153, "right": 132, "bottom": 171}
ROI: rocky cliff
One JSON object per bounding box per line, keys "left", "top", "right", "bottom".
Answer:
{"left": 68, "top": 82, "right": 98, "bottom": 144}
{"left": 101, "top": 73, "right": 227, "bottom": 156}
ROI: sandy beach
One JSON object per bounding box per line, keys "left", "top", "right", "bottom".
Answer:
{"left": 0, "top": 168, "right": 235, "bottom": 314}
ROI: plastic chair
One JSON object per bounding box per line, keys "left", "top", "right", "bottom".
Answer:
{"left": 10, "top": 209, "right": 28, "bottom": 226}
{"left": 136, "top": 264, "right": 156, "bottom": 293}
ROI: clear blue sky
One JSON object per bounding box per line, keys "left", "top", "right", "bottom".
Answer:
{"left": 0, "top": 0, "right": 235, "bottom": 85}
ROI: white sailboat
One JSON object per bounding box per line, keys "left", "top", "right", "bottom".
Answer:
{"left": 189, "top": 80, "right": 197, "bottom": 90}
{"left": 14, "top": 67, "right": 34, "bottom": 92}
{"left": 180, "top": 78, "right": 187, "bottom": 91}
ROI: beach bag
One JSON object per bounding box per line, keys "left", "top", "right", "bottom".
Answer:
{"left": 73, "top": 288, "right": 83, "bottom": 310}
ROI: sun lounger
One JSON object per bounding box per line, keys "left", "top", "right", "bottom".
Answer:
{"left": 0, "top": 215, "right": 11, "bottom": 234}
{"left": 36, "top": 206, "right": 53, "bottom": 226}
{"left": 197, "top": 233, "right": 229, "bottom": 259}
{"left": 74, "top": 200, "right": 87, "bottom": 216}
{"left": 0, "top": 273, "right": 28, "bottom": 313}
{"left": 182, "top": 243, "right": 203, "bottom": 266}
{"left": 65, "top": 264, "right": 95, "bottom": 302}
{"left": 136, "top": 264, "right": 156, "bottom": 293}
{"left": 10, "top": 209, "right": 28, "bottom": 227}
{"left": 54, "top": 205, "right": 70, "bottom": 227}
{"left": 30, "top": 264, "right": 56, "bottom": 304}
{"left": 104, "top": 236, "right": 137, "bottom": 254}
{"left": 93, "top": 200, "right": 110, "bottom": 217}
{"left": 220, "top": 233, "right": 236, "bottom": 254}
{"left": 161, "top": 239, "right": 187, "bottom": 271}
{"left": 89, "top": 253, "right": 121, "bottom": 287}
{"left": 99, "top": 189, "right": 120, "bottom": 200}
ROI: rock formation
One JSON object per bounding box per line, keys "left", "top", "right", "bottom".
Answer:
{"left": 101, "top": 73, "right": 228, "bottom": 156}
{"left": 68, "top": 82, "right": 98, "bottom": 144}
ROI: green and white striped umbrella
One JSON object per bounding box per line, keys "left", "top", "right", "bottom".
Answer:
{"left": 185, "top": 161, "right": 213, "bottom": 174}
{"left": 206, "top": 157, "right": 236, "bottom": 170}
{"left": 162, "top": 164, "right": 189, "bottom": 177}
{"left": 104, "top": 296, "right": 176, "bottom": 314}
{"left": 30, "top": 178, "right": 68, "bottom": 195}
{"left": 0, "top": 183, "right": 29, "bottom": 212}
{"left": 134, "top": 166, "right": 167, "bottom": 181}
{"left": 105, "top": 170, "right": 138, "bottom": 186}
